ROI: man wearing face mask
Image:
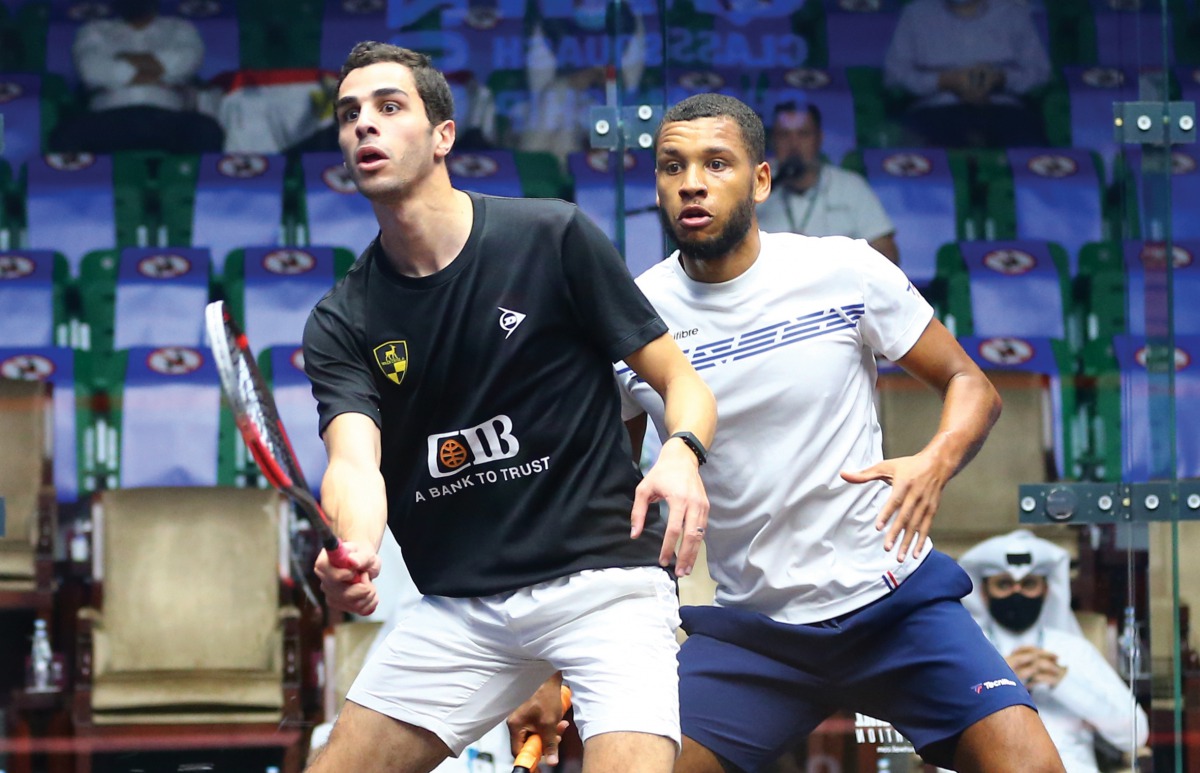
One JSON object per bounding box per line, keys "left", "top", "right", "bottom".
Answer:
{"left": 960, "top": 530, "right": 1149, "bottom": 773}
{"left": 755, "top": 102, "right": 899, "bottom": 264}
{"left": 50, "top": 0, "right": 225, "bottom": 154}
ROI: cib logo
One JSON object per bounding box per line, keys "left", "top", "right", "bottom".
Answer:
{"left": 427, "top": 414, "right": 520, "bottom": 479}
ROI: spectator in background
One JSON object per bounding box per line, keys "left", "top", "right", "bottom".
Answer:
{"left": 959, "top": 530, "right": 1149, "bottom": 773}
{"left": 515, "top": 0, "right": 646, "bottom": 169}
{"left": 50, "top": 0, "right": 224, "bottom": 154}
{"left": 883, "top": 0, "right": 1050, "bottom": 148}
{"left": 756, "top": 102, "right": 899, "bottom": 263}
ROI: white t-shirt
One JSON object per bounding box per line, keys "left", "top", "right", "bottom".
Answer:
{"left": 73, "top": 16, "right": 206, "bottom": 112}
{"left": 756, "top": 165, "right": 895, "bottom": 244}
{"left": 617, "top": 232, "right": 934, "bottom": 624}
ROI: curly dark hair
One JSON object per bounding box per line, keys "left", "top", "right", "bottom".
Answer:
{"left": 339, "top": 41, "right": 454, "bottom": 126}
{"left": 656, "top": 93, "right": 766, "bottom": 164}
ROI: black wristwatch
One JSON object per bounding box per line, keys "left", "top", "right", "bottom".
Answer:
{"left": 668, "top": 431, "right": 708, "bottom": 466}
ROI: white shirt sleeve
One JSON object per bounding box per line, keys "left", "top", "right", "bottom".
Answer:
{"left": 1038, "top": 633, "right": 1150, "bottom": 751}
{"left": 839, "top": 171, "right": 895, "bottom": 244}
{"left": 852, "top": 240, "right": 934, "bottom": 361}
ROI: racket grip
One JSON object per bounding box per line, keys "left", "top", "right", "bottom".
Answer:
{"left": 324, "top": 537, "right": 367, "bottom": 585}
{"left": 511, "top": 685, "right": 572, "bottom": 773}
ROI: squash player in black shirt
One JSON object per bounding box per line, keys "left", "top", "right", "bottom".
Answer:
{"left": 302, "top": 42, "right": 717, "bottom": 773}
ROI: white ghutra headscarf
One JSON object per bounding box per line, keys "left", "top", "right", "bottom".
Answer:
{"left": 958, "top": 529, "right": 1083, "bottom": 637}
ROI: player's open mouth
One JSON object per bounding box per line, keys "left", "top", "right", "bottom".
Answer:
{"left": 679, "top": 205, "right": 714, "bottom": 229}
{"left": 355, "top": 146, "right": 388, "bottom": 170}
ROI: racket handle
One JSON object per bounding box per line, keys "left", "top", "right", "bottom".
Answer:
{"left": 512, "top": 685, "right": 572, "bottom": 773}
{"left": 324, "top": 536, "right": 355, "bottom": 570}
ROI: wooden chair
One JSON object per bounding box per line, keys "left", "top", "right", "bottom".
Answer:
{"left": 72, "top": 486, "right": 306, "bottom": 772}
{"left": 0, "top": 379, "right": 56, "bottom": 614}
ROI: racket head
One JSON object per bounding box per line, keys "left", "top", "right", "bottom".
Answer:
{"left": 205, "top": 301, "right": 333, "bottom": 540}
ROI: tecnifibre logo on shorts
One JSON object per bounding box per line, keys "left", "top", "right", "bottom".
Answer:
{"left": 971, "top": 678, "right": 1018, "bottom": 694}
{"left": 427, "top": 415, "right": 520, "bottom": 479}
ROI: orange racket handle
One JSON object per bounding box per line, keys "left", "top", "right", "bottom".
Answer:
{"left": 512, "top": 685, "right": 572, "bottom": 773}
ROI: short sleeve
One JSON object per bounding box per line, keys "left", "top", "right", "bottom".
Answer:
{"left": 559, "top": 208, "right": 668, "bottom": 362}
{"left": 302, "top": 300, "right": 381, "bottom": 436}
{"left": 853, "top": 241, "right": 934, "bottom": 361}
{"left": 613, "top": 364, "right": 647, "bottom": 422}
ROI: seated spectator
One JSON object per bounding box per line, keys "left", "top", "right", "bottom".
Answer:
{"left": 50, "top": 0, "right": 224, "bottom": 154}
{"left": 959, "top": 530, "right": 1149, "bottom": 773}
{"left": 515, "top": 0, "right": 645, "bottom": 170}
{"left": 756, "top": 102, "right": 899, "bottom": 263}
{"left": 883, "top": 0, "right": 1049, "bottom": 148}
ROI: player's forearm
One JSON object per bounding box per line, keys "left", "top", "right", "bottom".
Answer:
{"left": 320, "top": 457, "right": 388, "bottom": 549}
{"left": 660, "top": 370, "right": 717, "bottom": 450}
{"left": 920, "top": 371, "right": 1001, "bottom": 479}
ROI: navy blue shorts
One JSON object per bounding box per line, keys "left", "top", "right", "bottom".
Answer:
{"left": 677, "top": 551, "right": 1035, "bottom": 772}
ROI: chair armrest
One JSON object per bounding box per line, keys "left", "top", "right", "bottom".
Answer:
{"left": 74, "top": 607, "right": 99, "bottom": 728}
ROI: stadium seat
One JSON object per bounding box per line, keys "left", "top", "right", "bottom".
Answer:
{"left": 759, "top": 67, "right": 857, "bottom": 168}
{"left": 223, "top": 245, "right": 353, "bottom": 354}
{"left": 822, "top": 0, "right": 903, "bottom": 68}
{"left": 941, "top": 240, "right": 1072, "bottom": 342}
{"left": 0, "top": 250, "right": 71, "bottom": 348}
{"left": 1056, "top": 66, "right": 1138, "bottom": 171}
{"left": 91, "top": 345, "right": 240, "bottom": 489}
{"left": 73, "top": 487, "right": 302, "bottom": 742}
{"left": 1119, "top": 146, "right": 1200, "bottom": 243}
{"left": 25, "top": 152, "right": 118, "bottom": 272}
{"left": 853, "top": 147, "right": 973, "bottom": 287}
{"left": 664, "top": 66, "right": 757, "bottom": 111}
{"left": 387, "top": 0, "right": 525, "bottom": 30}
{"left": 1077, "top": 240, "right": 1200, "bottom": 344}
{"left": 0, "top": 346, "right": 88, "bottom": 501}
{"left": 299, "top": 151, "right": 377, "bottom": 252}
{"left": 154, "top": 152, "right": 287, "bottom": 272}
{"left": 985, "top": 148, "right": 1108, "bottom": 275}
{"left": 261, "top": 344, "right": 326, "bottom": 495}
{"left": 879, "top": 334, "right": 1083, "bottom": 537}
{"left": 319, "top": 0, "right": 388, "bottom": 72}
{"left": 446, "top": 148, "right": 525, "bottom": 198}
{"left": 1087, "top": 0, "right": 1173, "bottom": 66}
{"left": 163, "top": 0, "right": 240, "bottom": 80}
{"left": 77, "top": 246, "right": 212, "bottom": 354}
{"left": 0, "top": 73, "right": 45, "bottom": 173}
{"left": 568, "top": 148, "right": 664, "bottom": 278}
{"left": 0, "top": 378, "right": 55, "bottom": 610}
{"left": 1106, "top": 334, "right": 1200, "bottom": 482}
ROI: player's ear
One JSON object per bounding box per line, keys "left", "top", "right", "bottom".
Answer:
{"left": 433, "top": 119, "right": 456, "bottom": 159}
{"left": 754, "top": 160, "right": 771, "bottom": 204}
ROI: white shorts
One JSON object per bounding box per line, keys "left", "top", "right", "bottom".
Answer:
{"left": 346, "top": 565, "right": 682, "bottom": 756}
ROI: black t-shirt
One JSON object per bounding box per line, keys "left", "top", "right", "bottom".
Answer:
{"left": 303, "top": 192, "right": 669, "bottom": 597}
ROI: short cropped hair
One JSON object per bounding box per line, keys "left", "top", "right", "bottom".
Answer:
{"left": 657, "top": 93, "right": 766, "bottom": 164}
{"left": 339, "top": 41, "right": 454, "bottom": 126}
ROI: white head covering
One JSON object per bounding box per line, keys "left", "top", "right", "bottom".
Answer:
{"left": 959, "top": 529, "right": 1082, "bottom": 637}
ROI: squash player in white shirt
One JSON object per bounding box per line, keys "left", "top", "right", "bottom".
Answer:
{"left": 509, "top": 93, "right": 1068, "bottom": 773}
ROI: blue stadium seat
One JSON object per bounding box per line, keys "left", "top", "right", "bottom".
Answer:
{"left": 1122, "top": 146, "right": 1200, "bottom": 243}
{"left": 822, "top": 0, "right": 902, "bottom": 68}
{"left": 0, "top": 74, "right": 44, "bottom": 173}
{"left": 1088, "top": 0, "right": 1172, "bottom": 66}
{"left": 942, "top": 240, "right": 1072, "bottom": 341}
{"left": 25, "top": 152, "right": 117, "bottom": 272}
{"left": 261, "top": 344, "right": 325, "bottom": 495}
{"left": 299, "top": 151, "right": 377, "bottom": 252}
{"left": 387, "top": 0, "right": 525, "bottom": 30}
{"left": 320, "top": 0, "right": 387, "bottom": 72}
{"left": 568, "top": 149, "right": 664, "bottom": 279}
{"left": 1061, "top": 66, "right": 1137, "bottom": 172}
{"left": 664, "top": 67, "right": 756, "bottom": 111}
{"left": 187, "top": 153, "right": 287, "bottom": 272}
{"left": 1078, "top": 240, "right": 1200, "bottom": 343}
{"left": 1111, "top": 334, "right": 1200, "bottom": 481}
{"left": 1004, "top": 147, "right": 1106, "bottom": 274}
{"left": 857, "top": 148, "right": 968, "bottom": 287}
{"left": 446, "top": 149, "right": 525, "bottom": 198}
{"left": 0, "top": 250, "right": 70, "bottom": 347}
{"left": 223, "top": 245, "right": 351, "bottom": 354}
{"left": 98, "top": 345, "right": 236, "bottom": 488}
{"left": 78, "top": 246, "right": 212, "bottom": 353}
{"left": 0, "top": 345, "right": 86, "bottom": 500}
